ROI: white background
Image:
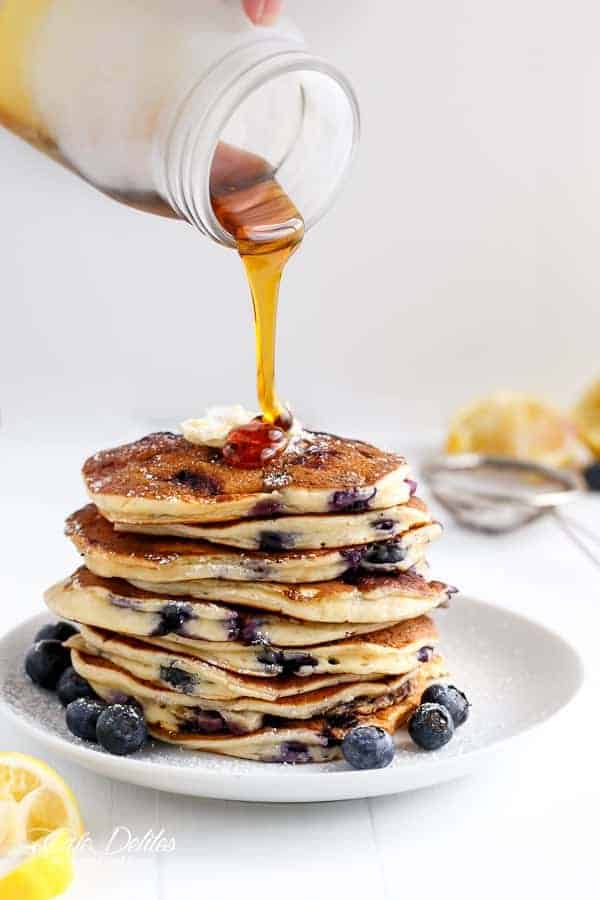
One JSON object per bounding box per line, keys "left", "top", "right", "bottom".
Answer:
{"left": 2, "top": 0, "right": 600, "bottom": 438}
{"left": 1, "top": 4, "right": 600, "bottom": 899}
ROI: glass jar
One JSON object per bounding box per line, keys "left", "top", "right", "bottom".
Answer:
{"left": 0, "top": 0, "right": 359, "bottom": 245}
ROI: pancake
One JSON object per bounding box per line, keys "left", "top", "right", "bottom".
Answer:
{"left": 146, "top": 669, "right": 436, "bottom": 763}
{"left": 83, "top": 431, "right": 412, "bottom": 524}
{"left": 66, "top": 504, "right": 440, "bottom": 584}
{"left": 72, "top": 652, "right": 441, "bottom": 761}
{"left": 71, "top": 647, "right": 446, "bottom": 722}
{"left": 153, "top": 722, "right": 339, "bottom": 763}
{"left": 122, "top": 617, "right": 440, "bottom": 678}
{"left": 67, "top": 630, "right": 376, "bottom": 701}
{"left": 45, "top": 569, "right": 400, "bottom": 646}
{"left": 115, "top": 497, "right": 430, "bottom": 551}
{"left": 130, "top": 568, "right": 453, "bottom": 625}
{"left": 68, "top": 617, "right": 437, "bottom": 698}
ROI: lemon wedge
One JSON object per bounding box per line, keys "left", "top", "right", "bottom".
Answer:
{"left": 0, "top": 828, "right": 74, "bottom": 900}
{"left": 573, "top": 378, "right": 600, "bottom": 457}
{"left": 446, "top": 391, "right": 590, "bottom": 467}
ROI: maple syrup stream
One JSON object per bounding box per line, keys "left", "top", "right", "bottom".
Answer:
{"left": 211, "top": 142, "right": 304, "bottom": 432}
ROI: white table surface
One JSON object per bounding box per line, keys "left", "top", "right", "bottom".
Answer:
{"left": 1, "top": 420, "right": 598, "bottom": 900}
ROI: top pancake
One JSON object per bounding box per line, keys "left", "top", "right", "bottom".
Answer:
{"left": 82, "top": 431, "right": 411, "bottom": 524}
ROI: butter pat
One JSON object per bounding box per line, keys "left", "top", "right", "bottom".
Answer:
{"left": 181, "top": 406, "right": 257, "bottom": 447}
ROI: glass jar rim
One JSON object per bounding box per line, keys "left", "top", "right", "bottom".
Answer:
{"left": 170, "top": 49, "right": 360, "bottom": 246}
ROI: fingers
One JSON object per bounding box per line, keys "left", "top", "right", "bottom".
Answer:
{"left": 242, "top": 0, "right": 283, "bottom": 27}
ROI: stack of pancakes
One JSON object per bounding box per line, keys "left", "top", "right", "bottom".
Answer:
{"left": 45, "top": 430, "right": 456, "bottom": 763}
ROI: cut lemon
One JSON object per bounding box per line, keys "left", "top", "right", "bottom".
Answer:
{"left": 573, "top": 378, "right": 600, "bottom": 457}
{"left": 0, "top": 828, "right": 74, "bottom": 900}
{"left": 0, "top": 752, "right": 84, "bottom": 847}
{"left": 446, "top": 391, "right": 590, "bottom": 467}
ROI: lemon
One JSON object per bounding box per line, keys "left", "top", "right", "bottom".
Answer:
{"left": 0, "top": 754, "right": 84, "bottom": 899}
{"left": 573, "top": 378, "right": 600, "bottom": 457}
{"left": 0, "top": 752, "right": 84, "bottom": 846}
{"left": 446, "top": 391, "right": 590, "bottom": 467}
{"left": 0, "top": 828, "right": 74, "bottom": 900}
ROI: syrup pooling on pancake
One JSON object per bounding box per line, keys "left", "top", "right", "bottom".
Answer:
{"left": 82, "top": 431, "right": 412, "bottom": 524}
{"left": 65, "top": 504, "right": 441, "bottom": 584}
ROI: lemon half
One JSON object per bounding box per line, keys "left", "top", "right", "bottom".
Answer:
{"left": 446, "top": 391, "right": 590, "bottom": 467}
{"left": 573, "top": 378, "right": 600, "bottom": 457}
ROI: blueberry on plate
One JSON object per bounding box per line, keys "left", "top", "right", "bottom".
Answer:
{"left": 420, "top": 684, "right": 470, "bottom": 727}
{"left": 583, "top": 462, "right": 600, "bottom": 491}
{"left": 66, "top": 698, "right": 106, "bottom": 742}
{"left": 34, "top": 621, "right": 78, "bottom": 643}
{"left": 96, "top": 704, "right": 148, "bottom": 756}
{"left": 408, "top": 703, "right": 455, "bottom": 751}
{"left": 25, "top": 640, "right": 71, "bottom": 689}
{"left": 341, "top": 725, "right": 395, "bottom": 770}
{"left": 57, "top": 667, "right": 96, "bottom": 707}
{"left": 124, "top": 696, "right": 145, "bottom": 716}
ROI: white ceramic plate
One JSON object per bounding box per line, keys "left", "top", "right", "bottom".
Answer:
{"left": 0, "top": 597, "right": 583, "bottom": 803}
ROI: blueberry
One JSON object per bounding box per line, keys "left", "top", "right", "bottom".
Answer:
{"left": 373, "top": 519, "right": 396, "bottom": 532}
{"left": 184, "top": 710, "right": 225, "bottom": 735}
{"left": 421, "top": 684, "right": 470, "bottom": 726}
{"left": 406, "top": 479, "right": 418, "bottom": 497}
{"left": 341, "top": 725, "right": 395, "bottom": 770}
{"left": 172, "top": 470, "right": 220, "bottom": 495}
{"left": 583, "top": 462, "right": 600, "bottom": 491}
{"left": 124, "top": 697, "right": 145, "bottom": 716}
{"left": 258, "top": 531, "right": 294, "bottom": 552}
{"left": 152, "top": 602, "right": 192, "bottom": 637}
{"left": 408, "top": 703, "right": 455, "bottom": 750}
{"left": 25, "top": 640, "right": 71, "bottom": 689}
{"left": 340, "top": 547, "right": 366, "bottom": 569}
{"left": 278, "top": 741, "right": 311, "bottom": 764}
{"left": 251, "top": 499, "right": 284, "bottom": 517}
{"left": 34, "top": 621, "right": 78, "bottom": 643}
{"left": 159, "top": 664, "right": 194, "bottom": 693}
{"left": 226, "top": 612, "right": 241, "bottom": 641}
{"left": 363, "top": 540, "right": 406, "bottom": 565}
{"left": 256, "top": 647, "right": 318, "bottom": 676}
{"left": 239, "top": 616, "right": 267, "bottom": 645}
{"left": 66, "top": 698, "right": 106, "bottom": 742}
{"left": 96, "top": 704, "right": 148, "bottom": 756}
{"left": 281, "top": 653, "right": 318, "bottom": 676}
{"left": 256, "top": 645, "right": 280, "bottom": 668}
{"left": 57, "top": 667, "right": 96, "bottom": 707}
{"left": 105, "top": 693, "right": 144, "bottom": 715}
{"left": 417, "top": 646, "right": 434, "bottom": 662}
{"left": 330, "top": 487, "right": 377, "bottom": 513}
